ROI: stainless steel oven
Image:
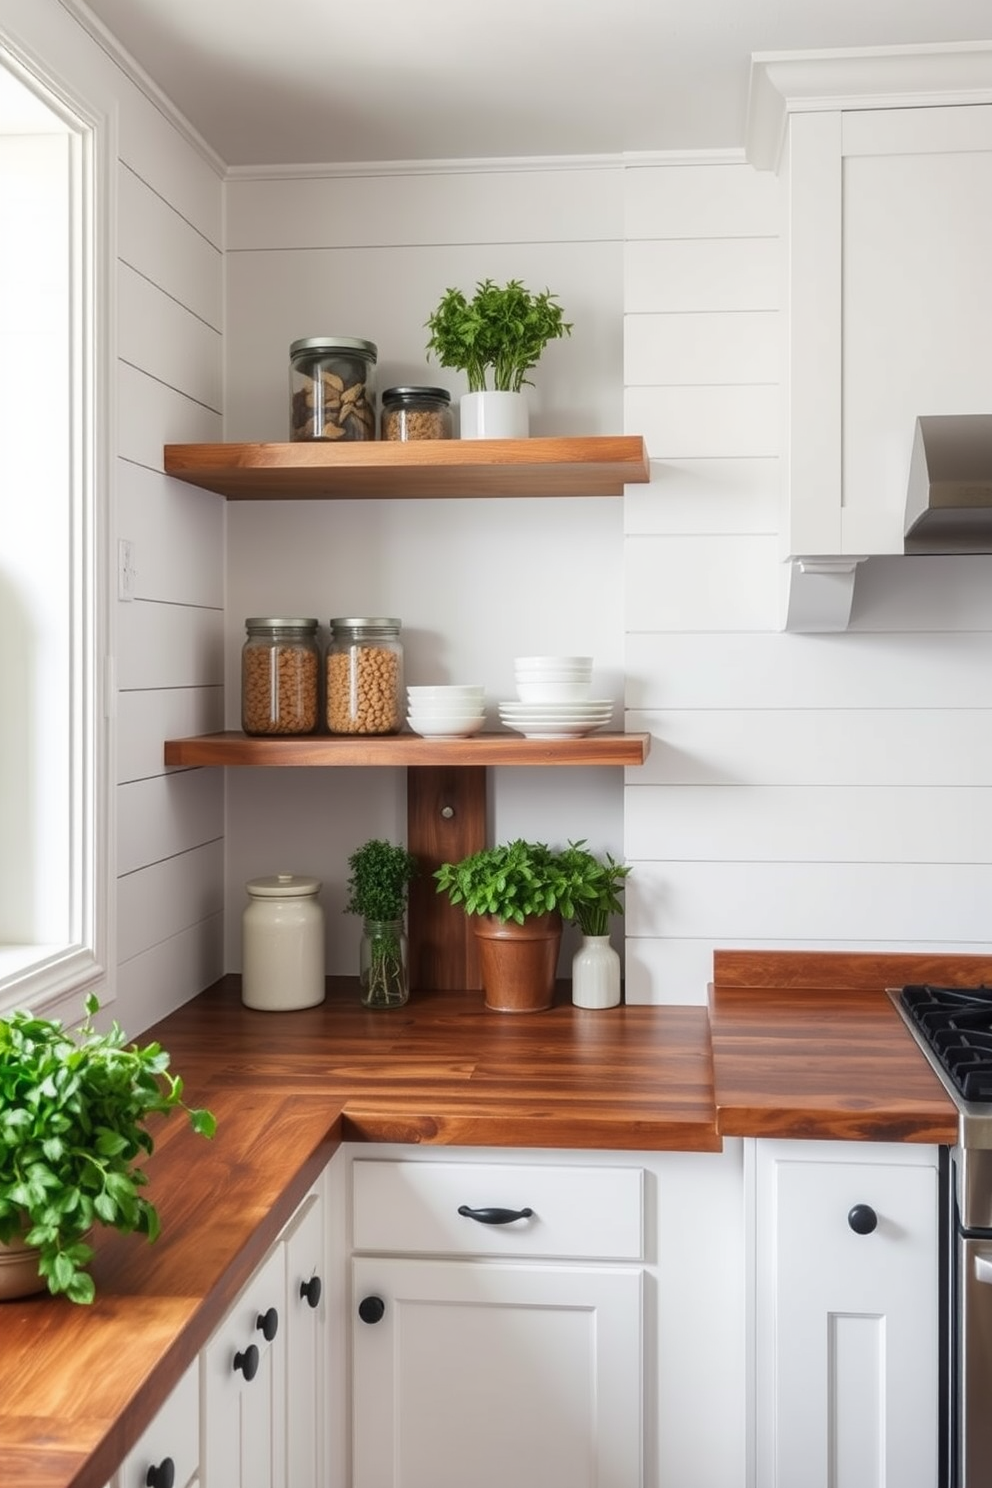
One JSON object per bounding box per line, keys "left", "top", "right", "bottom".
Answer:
{"left": 890, "top": 986, "right": 992, "bottom": 1488}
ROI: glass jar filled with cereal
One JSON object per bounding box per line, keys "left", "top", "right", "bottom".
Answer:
{"left": 325, "top": 617, "right": 403, "bottom": 736}
{"left": 242, "top": 617, "right": 320, "bottom": 736}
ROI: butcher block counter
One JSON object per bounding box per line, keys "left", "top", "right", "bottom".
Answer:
{"left": 0, "top": 952, "right": 980, "bottom": 1488}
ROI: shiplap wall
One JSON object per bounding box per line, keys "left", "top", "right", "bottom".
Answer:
{"left": 222, "top": 165, "right": 629, "bottom": 975}
{"left": 8, "top": 0, "right": 227, "bottom": 1035}
{"left": 622, "top": 158, "right": 992, "bottom": 1004}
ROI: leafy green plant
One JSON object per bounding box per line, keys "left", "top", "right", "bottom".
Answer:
{"left": 345, "top": 839, "right": 419, "bottom": 1008}
{"left": 434, "top": 838, "right": 617, "bottom": 926}
{"left": 556, "top": 840, "right": 631, "bottom": 936}
{"left": 0, "top": 994, "right": 216, "bottom": 1304}
{"left": 425, "top": 278, "right": 573, "bottom": 393}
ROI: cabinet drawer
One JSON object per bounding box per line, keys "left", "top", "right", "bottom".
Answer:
{"left": 114, "top": 1359, "right": 198, "bottom": 1488}
{"left": 352, "top": 1158, "right": 643, "bottom": 1259}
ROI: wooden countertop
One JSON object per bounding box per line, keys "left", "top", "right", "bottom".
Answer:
{"left": 1, "top": 954, "right": 978, "bottom": 1488}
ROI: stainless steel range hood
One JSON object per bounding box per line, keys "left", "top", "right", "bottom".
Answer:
{"left": 905, "top": 414, "right": 992, "bottom": 553}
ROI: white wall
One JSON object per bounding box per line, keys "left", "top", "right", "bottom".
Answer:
{"left": 4, "top": 0, "right": 227, "bottom": 1034}
{"left": 623, "top": 157, "right": 992, "bottom": 1004}
{"left": 222, "top": 164, "right": 629, "bottom": 974}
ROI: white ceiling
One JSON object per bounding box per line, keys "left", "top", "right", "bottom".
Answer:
{"left": 76, "top": 0, "right": 992, "bottom": 167}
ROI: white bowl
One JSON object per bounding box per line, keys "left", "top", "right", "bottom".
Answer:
{"left": 407, "top": 684, "right": 485, "bottom": 698}
{"left": 408, "top": 704, "right": 486, "bottom": 719}
{"left": 515, "top": 680, "right": 593, "bottom": 703}
{"left": 407, "top": 715, "right": 485, "bottom": 738}
{"left": 514, "top": 656, "right": 592, "bottom": 672}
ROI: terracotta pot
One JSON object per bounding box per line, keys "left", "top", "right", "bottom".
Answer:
{"left": 0, "top": 1233, "right": 46, "bottom": 1301}
{"left": 472, "top": 911, "right": 562, "bottom": 1012}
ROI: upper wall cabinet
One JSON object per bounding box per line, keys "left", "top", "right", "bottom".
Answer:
{"left": 747, "top": 44, "right": 992, "bottom": 630}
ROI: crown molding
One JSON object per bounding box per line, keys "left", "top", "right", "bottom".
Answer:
{"left": 747, "top": 41, "right": 992, "bottom": 171}
{"left": 58, "top": 0, "right": 226, "bottom": 177}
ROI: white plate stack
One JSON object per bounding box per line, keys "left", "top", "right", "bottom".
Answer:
{"left": 406, "top": 685, "right": 486, "bottom": 738}
{"left": 499, "top": 657, "right": 613, "bottom": 739}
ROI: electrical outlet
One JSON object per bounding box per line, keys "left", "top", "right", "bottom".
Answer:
{"left": 118, "top": 539, "right": 136, "bottom": 602}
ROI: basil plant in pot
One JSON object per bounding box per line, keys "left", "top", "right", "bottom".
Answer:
{"left": 433, "top": 838, "right": 612, "bottom": 1014}
{"left": 557, "top": 841, "right": 631, "bottom": 1009}
{"left": 425, "top": 278, "right": 572, "bottom": 439}
{"left": 0, "top": 995, "right": 216, "bottom": 1304}
{"left": 344, "top": 838, "right": 419, "bottom": 1009}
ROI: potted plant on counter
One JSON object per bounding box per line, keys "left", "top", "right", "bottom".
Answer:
{"left": 344, "top": 838, "right": 419, "bottom": 1009}
{"left": 424, "top": 278, "right": 572, "bottom": 439}
{"left": 0, "top": 995, "right": 216, "bottom": 1304}
{"left": 434, "top": 838, "right": 603, "bottom": 1013}
{"left": 557, "top": 840, "right": 631, "bottom": 1008}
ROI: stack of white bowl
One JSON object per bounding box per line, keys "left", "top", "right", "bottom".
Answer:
{"left": 406, "top": 685, "right": 486, "bottom": 738}
{"left": 499, "top": 657, "right": 613, "bottom": 739}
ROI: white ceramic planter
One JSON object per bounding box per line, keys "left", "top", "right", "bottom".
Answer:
{"left": 459, "top": 390, "right": 529, "bottom": 440}
{"left": 571, "top": 935, "right": 621, "bottom": 1009}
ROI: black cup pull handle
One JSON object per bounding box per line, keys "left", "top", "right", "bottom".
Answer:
{"left": 848, "top": 1203, "right": 878, "bottom": 1235}
{"left": 359, "top": 1295, "right": 386, "bottom": 1324}
{"left": 457, "top": 1205, "right": 534, "bottom": 1225}
{"left": 256, "top": 1306, "right": 279, "bottom": 1341}
{"left": 300, "top": 1274, "right": 322, "bottom": 1309}
{"left": 233, "top": 1343, "right": 259, "bottom": 1380}
{"left": 145, "top": 1459, "right": 175, "bottom": 1488}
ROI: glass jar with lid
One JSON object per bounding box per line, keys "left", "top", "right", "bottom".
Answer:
{"left": 289, "top": 336, "right": 378, "bottom": 442}
{"left": 242, "top": 617, "right": 320, "bottom": 736}
{"left": 380, "top": 386, "right": 453, "bottom": 441}
{"left": 325, "top": 617, "right": 403, "bottom": 736}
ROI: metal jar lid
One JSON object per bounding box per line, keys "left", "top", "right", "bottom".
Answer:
{"left": 245, "top": 617, "right": 319, "bottom": 631}
{"left": 289, "top": 336, "right": 378, "bottom": 360}
{"left": 246, "top": 873, "right": 322, "bottom": 899}
{"left": 330, "top": 617, "right": 401, "bottom": 633}
{"left": 382, "top": 386, "right": 451, "bottom": 404}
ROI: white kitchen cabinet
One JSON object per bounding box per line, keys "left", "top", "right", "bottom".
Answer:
{"left": 201, "top": 1176, "right": 328, "bottom": 1488}
{"left": 746, "top": 47, "right": 992, "bottom": 628}
{"left": 749, "top": 1139, "right": 941, "bottom": 1488}
{"left": 111, "top": 1359, "right": 199, "bottom": 1488}
{"left": 350, "top": 1153, "right": 644, "bottom": 1488}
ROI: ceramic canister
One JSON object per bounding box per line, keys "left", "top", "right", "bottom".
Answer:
{"left": 242, "top": 873, "right": 325, "bottom": 1010}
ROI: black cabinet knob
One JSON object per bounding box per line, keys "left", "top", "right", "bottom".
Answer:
{"left": 300, "top": 1274, "right": 322, "bottom": 1309}
{"left": 358, "top": 1294, "right": 385, "bottom": 1324}
{"left": 256, "top": 1306, "right": 279, "bottom": 1341}
{"left": 848, "top": 1203, "right": 878, "bottom": 1235}
{"left": 457, "top": 1205, "right": 534, "bottom": 1225}
{"left": 145, "top": 1459, "right": 175, "bottom": 1488}
{"left": 233, "top": 1343, "right": 259, "bottom": 1380}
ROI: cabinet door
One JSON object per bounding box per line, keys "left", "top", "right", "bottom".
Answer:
{"left": 283, "top": 1193, "right": 326, "bottom": 1488}
{"left": 113, "top": 1359, "right": 199, "bottom": 1488}
{"left": 352, "top": 1255, "right": 642, "bottom": 1488}
{"left": 753, "top": 1141, "right": 940, "bottom": 1488}
{"left": 202, "top": 1242, "right": 287, "bottom": 1488}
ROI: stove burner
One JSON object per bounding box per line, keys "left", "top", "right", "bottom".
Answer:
{"left": 901, "top": 984, "right": 992, "bottom": 1102}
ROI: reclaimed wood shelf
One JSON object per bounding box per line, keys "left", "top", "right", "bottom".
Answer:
{"left": 163, "top": 435, "right": 650, "bottom": 500}
{"left": 163, "top": 730, "right": 650, "bottom": 768}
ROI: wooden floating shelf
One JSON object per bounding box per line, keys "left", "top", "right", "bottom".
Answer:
{"left": 164, "top": 731, "right": 651, "bottom": 769}
{"left": 163, "top": 436, "right": 650, "bottom": 500}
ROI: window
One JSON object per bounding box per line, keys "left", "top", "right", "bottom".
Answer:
{"left": 0, "top": 44, "right": 109, "bottom": 1017}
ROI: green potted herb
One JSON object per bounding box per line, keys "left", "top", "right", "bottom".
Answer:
{"left": 556, "top": 841, "right": 631, "bottom": 1009}
{"left": 424, "top": 278, "right": 573, "bottom": 439}
{"left": 0, "top": 995, "right": 216, "bottom": 1304}
{"left": 434, "top": 838, "right": 601, "bottom": 1012}
{"left": 344, "top": 838, "right": 419, "bottom": 1008}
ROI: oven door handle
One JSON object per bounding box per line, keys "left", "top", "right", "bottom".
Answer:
{"left": 975, "top": 1255, "right": 992, "bottom": 1285}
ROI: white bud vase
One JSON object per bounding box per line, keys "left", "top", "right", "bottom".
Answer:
{"left": 571, "top": 934, "right": 621, "bottom": 1009}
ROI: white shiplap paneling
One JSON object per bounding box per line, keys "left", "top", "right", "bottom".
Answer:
{"left": 117, "top": 770, "right": 224, "bottom": 877}
{"left": 627, "top": 708, "right": 992, "bottom": 787}
{"left": 624, "top": 238, "right": 780, "bottom": 314}
{"left": 117, "top": 840, "right": 224, "bottom": 966}
{"left": 117, "top": 362, "right": 222, "bottom": 471}
{"left": 624, "top": 459, "right": 779, "bottom": 537}
{"left": 624, "top": 162, "right": 779, "bottom": 241}
{"left": 624, "top": 311, "right": 779, "bottom": 386}
{"left": 626, "top": 384, "right": 779, "bottom": 459}
{"left": 118, "top": 162, "right": 223, "bottom": 329}
{"left": 624, "top": 534, "right": 780, "bottom": 631}
{"left": 118, "top": 687, "right": 224, "bottom": 785}
{"left": 117, "top": 459, "right": 225, "bottom": 608}
{"left": 118, "top": 263, "right": 222, "bottom": 411}
{"left": 117, "top": 600, "right": 224, "bottom": 692}
{"left": 116, "top": 914, "right": 224, "bottom": 1035}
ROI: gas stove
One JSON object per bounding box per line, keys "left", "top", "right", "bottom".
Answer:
{"left": 890, "top": 984, "right": 992, "bottom": 1154}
